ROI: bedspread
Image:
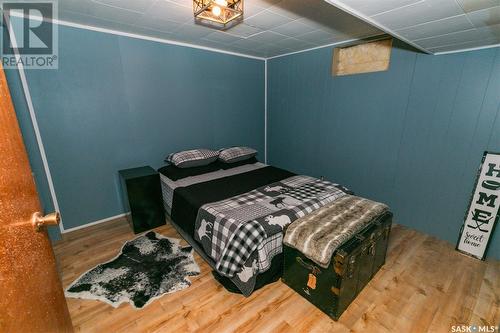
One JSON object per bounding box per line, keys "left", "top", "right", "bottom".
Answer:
{"left": 194, "top": 175, "right": 348, "bottom": 295}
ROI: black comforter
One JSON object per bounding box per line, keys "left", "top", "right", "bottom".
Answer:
{"left": 170, "top": 166, "right": 295, "bottom": 237}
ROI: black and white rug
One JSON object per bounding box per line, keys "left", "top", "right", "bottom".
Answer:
{"left": 65, "top": 231, "right": 200, "bottom": 309}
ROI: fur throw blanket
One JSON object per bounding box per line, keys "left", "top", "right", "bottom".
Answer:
{"left": 283, "top": 195, "right": 389, "bottom": 268}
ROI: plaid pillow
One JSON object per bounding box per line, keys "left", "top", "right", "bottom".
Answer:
{"left": 219, "top": 147, "right": 257, "bottom": 163}
{"left": 166, "top": 149, "right": 219, "bottom": 168}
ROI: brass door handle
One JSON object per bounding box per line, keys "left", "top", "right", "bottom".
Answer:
{"left": 32, "top": 212, "right": 60, "bottom": 232}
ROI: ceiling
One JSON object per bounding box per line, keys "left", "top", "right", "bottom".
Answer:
{"left": 56, "top": 0, "right": 383, "bottom": 58}
{"left": 325, "top": 0, "right": 500, "bottom": 54}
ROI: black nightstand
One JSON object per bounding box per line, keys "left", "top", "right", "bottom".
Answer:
{"left": 119, "top": 166, "right": 166, "bottom": 234}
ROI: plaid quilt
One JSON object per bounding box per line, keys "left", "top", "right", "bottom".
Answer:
{"left": 194, "top": 175, "right": 348, "bottom": 294}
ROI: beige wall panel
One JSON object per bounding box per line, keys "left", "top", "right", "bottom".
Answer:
{"left": 333, "top": 39, "right": 392, "bottom": 76}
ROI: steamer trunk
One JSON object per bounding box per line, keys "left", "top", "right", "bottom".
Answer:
{"left": 282, "top": 212, "right": 392, "bottom": 320}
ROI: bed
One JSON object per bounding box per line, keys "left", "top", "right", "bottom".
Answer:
{"left": 159, "top": 161, "right": 351, "bottom": 296}
{"left": 160, "top": 162, "right": 267, "bottom": 215}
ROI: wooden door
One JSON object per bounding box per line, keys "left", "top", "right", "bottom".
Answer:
{"left": 0, "top": 64, "right": 73, "bottom": 332}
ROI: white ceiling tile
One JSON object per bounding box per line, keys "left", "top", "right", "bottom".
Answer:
{"left": 371, "top": 0, "right": 464, "bottom": 30}
{"left": 251, "top": 51, "right": 269, "bottom": 57}
{"left": 396, "top": 14, "right": 474, "bottom": 40}
{"left": 128, "top": 26, "right": 176, "bottom": 40}
{"left": 295, "top": 8, "right": 381, "bottom": 38}
{"left": 222, "top": 46, "right": 247, "bottom": 54}
{"left": 467, "top": 6, "right": 500, "bottom": 27}
{"left": 134, "top": 16, "right": 182, "bottom": 33}
{"left": 272, "top": 37, "right": 315, "bottom": 49}
{"left": 415, "top": 29, "right": 480, "bottom": 48}
{"left": 332, "top": 0, "right": 422, "bottom": 16}
{"left": 315, "top": 36, "right": 349, "bottom": 46}
{"left": 224, "top": 23, "right": 263, "bottom": 38}
{"left": 227, "top": 45, "right": 266, "bottom": 57}
{"left": 230, "top": 38, "right": 264, "bottom": 50}
{"left": 280, "top": 0, "right": 335, "bottom": 18}
{"left": 289, "top": 17, "right": 315, "bottom": 27}
{"left": 323, "top": 25, "right": 377, "bottom": 40}
{"left": 59, "top": 0, "right": 93, "bottom": 13}
{"left": 170, "top": 23, "right": 213, "bottom": 40}
{"left": 265, "top": 49, "right": 293, "bottom": 57}
{"left": 262, "top": 47, "right": 295, "bottom": 57}
{"left": 195, "top": 39, "right": 235, "bottom": 50}
{"left": 247, "top": 45, "right": 274, "bottom": 57}
{"left": 456, "top": 0, "right": 500, "bottom": 13}
{"left": 165, "top": 0, "right": 192, "bottom": 9}
{"left": 292, "top": 18, "right": 365, "bottom": 39}
{"left": 285, "top": 43, "right": 322, "bottom": 52}
{"left": 144, "top": 0, "right": 193, "bottom": 23}
{"left": 60, "top": 9, "right": 156, "bottom": 35}
{"left": 266, "top": 3, "right": 302, "bottom": 19}
{"left": 271, "top": 20, "right": 318, "bottom": 37}
{"left": 427, "top": 36, "right": 500, "bottom": 52}
{"left": 85, "top": 1, "right": 143, "bottom": 25}
{"left": 53, "top": 0, "right": 383, "bottom": 57}
{"left": 249, "top": 0, "right": 282, "bottom": 10}
{"left": 244, "top": 9, "right": 292, "bottom": 30}
{"left": 202, "top": 31, "right": 243, "bottom": 43}
{"left": 325, "top": 0, "right": 500, "bottom": 53}
{"left": 222, "top": 43, "right": 257, "bottom": 54}
{"left": 295, "top": 29, "right": 336, "bottom": 43}
{"left": 253, "top": 43, "right": 284, "bottom": 52}
{"left": 246, "top": 31, "right": 288, "bottom": 43}
{"left": 479, "top": 21, "right": 500, "bottom": 37}
{"left": 292, "top": 17, "right": 327, "bottom": 31}
{"left": 90, "top": 0, "right": 155, "bottom": 13}
{"left": 244, "top": 3, "right": 267, "bottom": 18}
{"left": 415, "top": 23, "right": 500, "bottom": 48}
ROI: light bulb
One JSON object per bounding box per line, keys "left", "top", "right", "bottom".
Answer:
{"left": 212, "top": 5, "right": 221, "bottom": 16}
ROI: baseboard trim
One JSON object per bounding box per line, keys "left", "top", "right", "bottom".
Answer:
{"left": 61, "top": 213, "right": 130, "bottom": 234}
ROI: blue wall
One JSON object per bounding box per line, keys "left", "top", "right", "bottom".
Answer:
{"left": 5, "top": 25, "right": 265, "bottom": 232}
{"left": 268, "top": 41, "right": 500, "bottom": 260}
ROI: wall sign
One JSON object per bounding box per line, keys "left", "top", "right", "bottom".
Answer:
{"left": 456, "top": 151, "right": 500, "bottom": 260}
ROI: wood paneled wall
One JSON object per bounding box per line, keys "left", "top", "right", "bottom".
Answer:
{"left": 268, "top": 41, "right": 500, "bottom": 259}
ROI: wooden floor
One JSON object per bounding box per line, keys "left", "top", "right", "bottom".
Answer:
{"left": 53, "top": 218, "right": 500, "bottom": 333}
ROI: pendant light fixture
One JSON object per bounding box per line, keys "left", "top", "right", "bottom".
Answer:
{"left": 193, "top": 0, "right": 243, "bottom": 30}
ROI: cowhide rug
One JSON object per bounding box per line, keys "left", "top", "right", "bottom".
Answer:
{"left": 65, "top": 231, "right": 200, "bottom": 309}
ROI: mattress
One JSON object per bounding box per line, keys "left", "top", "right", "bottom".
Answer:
{"left": 160, "top": 162, "right": 266, "bottom": 215}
